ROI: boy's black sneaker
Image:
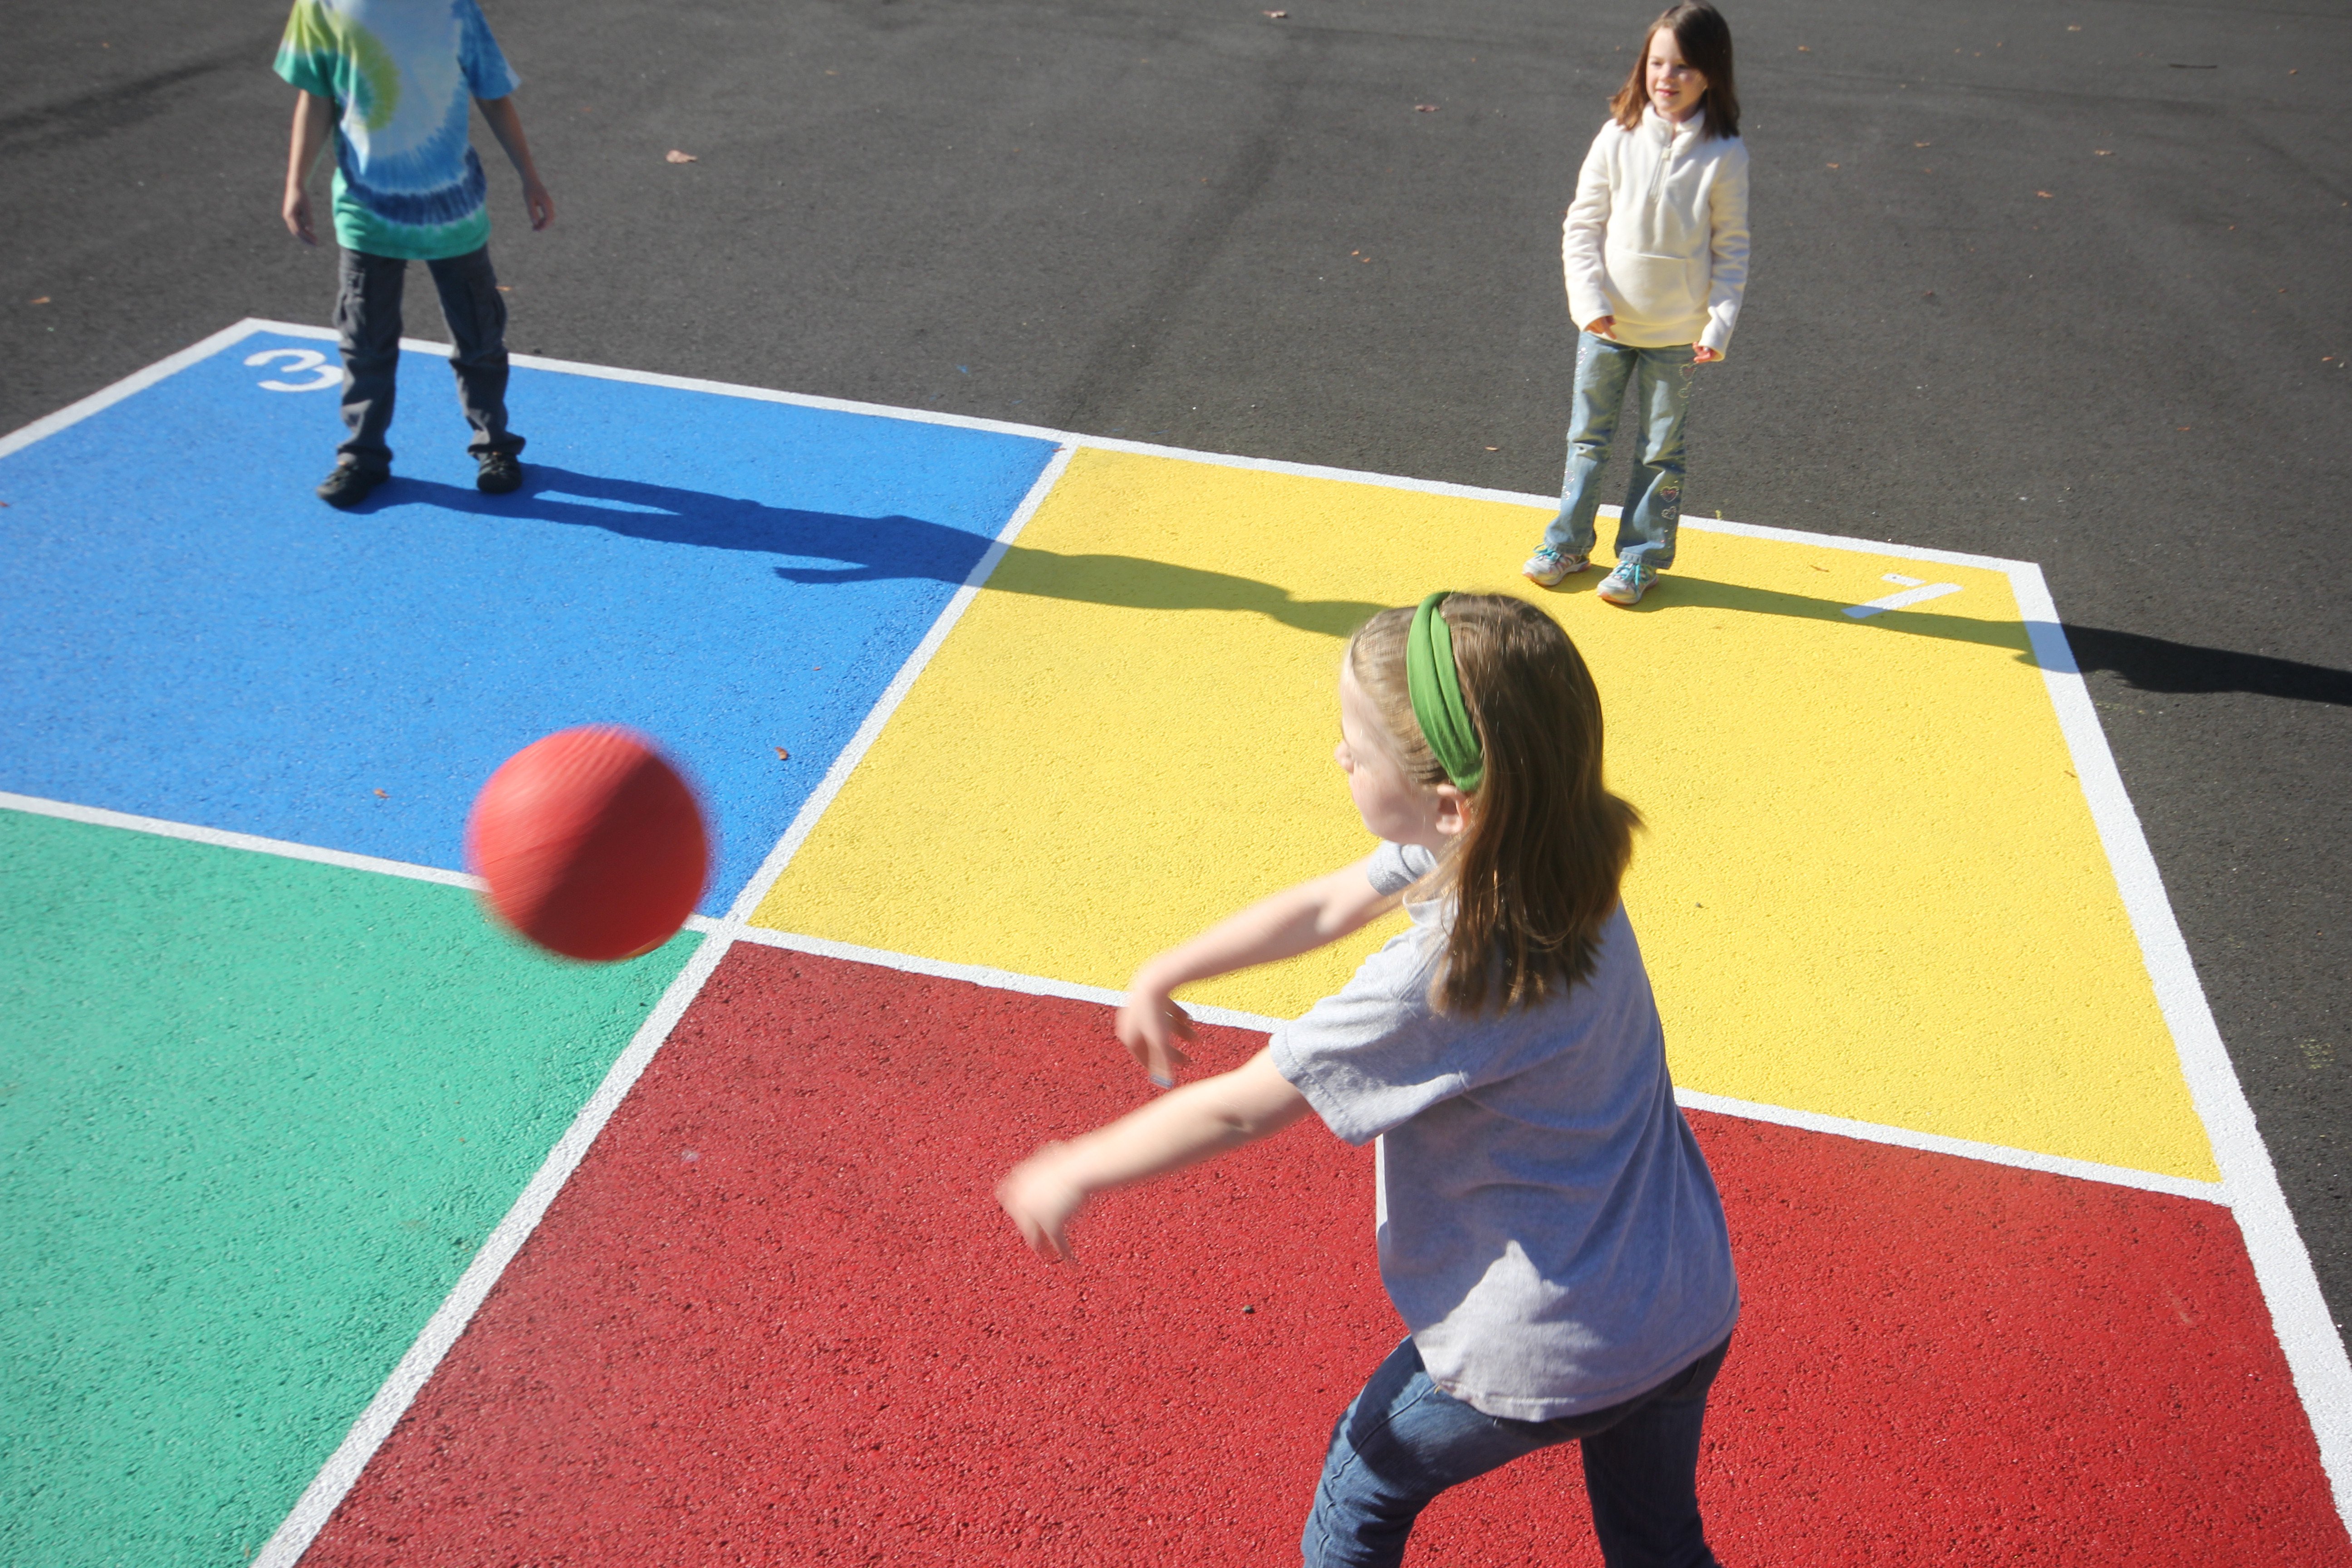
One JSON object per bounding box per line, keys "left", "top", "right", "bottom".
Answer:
{"left": 476, "top": 452, "right": 524, "bottom": 495}
{"left": 316, "top": 464, "right": 386, "bottom": 510}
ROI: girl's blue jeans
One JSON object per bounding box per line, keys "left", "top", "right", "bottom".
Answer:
{"left": 1542, "top": 332, "right": 1699, "bottom": 572}
{"left": 1300, "top": 1333, "right": 1731, "bottom": 1568}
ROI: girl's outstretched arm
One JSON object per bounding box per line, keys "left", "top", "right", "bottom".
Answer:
{"left": 998, "top": 1048, "right": 1312, "bottom": 1262}
{"left": 1119, "top": 858, "right": 1399, "bottom": 1084}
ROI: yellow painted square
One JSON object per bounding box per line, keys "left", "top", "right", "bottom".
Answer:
{"left": 752, "top": 447, "right": 2215, "bottom": 1183}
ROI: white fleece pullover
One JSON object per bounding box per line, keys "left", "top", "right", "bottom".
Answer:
{"left": 1563, "top": 105, "right": 1751, "bottom": 354}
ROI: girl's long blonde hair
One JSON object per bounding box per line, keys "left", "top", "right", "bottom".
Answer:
{"left": 1349, "top": 595, "right": 1641, "bottom": 1016}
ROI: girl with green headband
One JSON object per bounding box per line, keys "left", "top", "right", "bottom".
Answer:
{"left": 999, "top": 593, "right": 1739, "bottom": 1568}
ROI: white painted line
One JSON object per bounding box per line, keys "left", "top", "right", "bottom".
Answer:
{"left": 248, "top": 930, "right": 730, "bottom": 1568}
{"left": 0, "top": 320, "right": 270, "bottom": 460}
{"left": 1844, "top": 582, "right": 1963, "bottom": 619}
{"left": 2014, "top": 563, "right": 2352, "bottom": 1531}
{"left": 0, "top": 791, "right": 479, "bottom": 890}
{"left": 729, "top": 925, "right": 2229, "bottom": 1201}
{"left": 1671, "top": 1088, "right": 2227, "bottom": 1204}
{"left": 49, "top": 319, "right": 2045, "bottom": 583}
{"left": 727, "top": 924, "right": 1286, "bottom": 1039}
{"left": 250, "top": 441, "right": 1082, "bottom": 1568}
{"left": 723, "top": 441, "right": 1076, "bottom": 925}
{"left": 178, "top": 320, "right": 2044, "bottom": 579}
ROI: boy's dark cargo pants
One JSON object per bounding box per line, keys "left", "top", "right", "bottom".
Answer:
{"left": 332, "top": 244, "right": 524, "bottom": 474}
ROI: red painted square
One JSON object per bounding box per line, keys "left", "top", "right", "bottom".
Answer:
{"left": 304, "top": 944, "right": 2350, "bottom": 1566}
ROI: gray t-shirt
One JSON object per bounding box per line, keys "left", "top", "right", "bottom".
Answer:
{"left": 1270, "top": 842, "right": 1738, "bottom": 1421}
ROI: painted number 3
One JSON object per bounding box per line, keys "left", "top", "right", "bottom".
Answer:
{"left": 245, "top": 348, "right": 340, "bottom": 392}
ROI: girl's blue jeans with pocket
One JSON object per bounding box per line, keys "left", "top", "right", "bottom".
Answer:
{"left": 1542, "top": 331, "right": 1699, "bottom": 572}
{"left": 1301, "top": 1332, "right": 1731, "bottom": 1568}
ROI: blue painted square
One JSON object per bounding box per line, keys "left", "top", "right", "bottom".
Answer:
{"left": 0, "top": 328, "right": 1058, "bottom": 911}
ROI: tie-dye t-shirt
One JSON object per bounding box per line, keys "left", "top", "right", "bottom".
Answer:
{"left": 275, "top": 0, "right": 521, "bottom": 260}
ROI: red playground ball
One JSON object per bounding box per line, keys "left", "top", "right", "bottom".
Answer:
{"left": 465, "top": 726, "right": 709, "bottom": 962}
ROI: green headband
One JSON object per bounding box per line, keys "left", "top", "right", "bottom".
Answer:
{"left": 1405, "top": 592, "right": 1484, "bottom": 793}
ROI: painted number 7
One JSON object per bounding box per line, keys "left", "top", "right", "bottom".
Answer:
{"left": 245, "top": 348, "right": 340, "bottom": 392}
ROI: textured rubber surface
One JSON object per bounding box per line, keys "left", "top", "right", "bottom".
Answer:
{"left": 4, "top": 0, "right": 2345, "bottom": 1343}
{"left": 0, "top": 810, "right": 698, "bottom": 1568}
{"left": 304, "top": 945, "right": 2348, "bottom": 1566}
{"left": 467, "top": 726, "right": 707, "bottom": 961}
{"left": 758, "top": 446, "right": 2210, "bottom": 1179}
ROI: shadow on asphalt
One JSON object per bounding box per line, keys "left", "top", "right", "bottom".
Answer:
{"left": 372, "top": 466, "right": 1386, "bottom": 640}
{"left": 2056, "top": 626, "right": 2352, "bottom": 708}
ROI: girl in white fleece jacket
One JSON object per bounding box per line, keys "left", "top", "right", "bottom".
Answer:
{"left": 1524, "top": 2, "right": 1749, "bottom": 608}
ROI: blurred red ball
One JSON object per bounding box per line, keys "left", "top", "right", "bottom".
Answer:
{"left": 465, "top": 726, "right": 709, "bottom": 961}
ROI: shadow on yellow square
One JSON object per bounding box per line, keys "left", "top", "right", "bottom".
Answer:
{"left": 753, "top": 446, "right": 2214, "bottom": 1183}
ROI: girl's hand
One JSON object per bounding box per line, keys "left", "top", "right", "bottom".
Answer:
{"left": 1692, "top": 345, "right": 1722, "bottom": 363}
{"left": 1585, "top": 314, "right": 1617, "bottom": 338}
{"left": 1117, "top": 969, "right": 1197, "bottom": 1088}
{"left": 997, "top": 1143, "right": 1088, "bottom": 1262}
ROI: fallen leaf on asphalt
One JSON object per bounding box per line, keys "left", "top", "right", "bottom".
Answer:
{"left": 1826, "top": 163, "right": 1840, "bottom": 169}
{"left": 29, "top": 296, "right": 50, "bottom": 304}
{"left": 1263, "top": 8, "right": 1287, "bottom": 15}
{"left": 374, "top": 789, "right": 388, "bottom": 798}
{"left": 1915, "top": 141, "right": 1931, "bottom": 147}
{"left": 1416, "top": 103, "right": 1439, "bottom": 112}
{"left": 775, "top": 747, "right": 790, "bottom": 760}
{"left": 666, "top": 149, "right": 698, "bottom": 163}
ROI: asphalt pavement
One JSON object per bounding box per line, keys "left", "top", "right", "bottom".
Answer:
{"left": 4, "top": 0, "right": 2345, "bottom": 1339}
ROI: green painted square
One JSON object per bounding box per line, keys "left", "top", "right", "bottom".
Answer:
{"left": 0, "top": 810, "right": 699, "bottom": 1567}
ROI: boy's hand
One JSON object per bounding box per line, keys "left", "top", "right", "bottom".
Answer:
{"left": 284, "top": 186, "right": 317, "bottom": 246}
{"left": 522, "top": 177, "right": 555, "bottom": 230}
{"left": 1693, "top": 345, "right": 1722, "bottom": 363}
{"left": 1117, "top": 969, "right": 1197, "bottom": 1088}
{"left": 998, "top": 1144, "right": 1088, "bottom": 1262}
{"left": 1586, "top": 314, "right": 1616, "bottom": 338}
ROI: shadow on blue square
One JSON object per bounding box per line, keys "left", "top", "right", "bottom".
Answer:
{"left": 0, "top": 325, "right": 1059, "bottom": 911}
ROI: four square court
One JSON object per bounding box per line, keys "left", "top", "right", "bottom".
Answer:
{"left": 3, "top": 320, "right": 2347, "bottom": 1566}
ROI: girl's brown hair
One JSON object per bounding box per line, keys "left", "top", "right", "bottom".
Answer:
{"left": 1609, "top": 2, "right": 1740, "bottom": 140}
{"left": 1348, "top": 595, "right": 1642, "bottom": 1016}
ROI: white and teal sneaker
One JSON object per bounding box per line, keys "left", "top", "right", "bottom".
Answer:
{"left": 1521, "top": 546, "right": 1590, "bottom": 587}
{"left": 1596, "top": 559, "right": 1657, "bottom": 605}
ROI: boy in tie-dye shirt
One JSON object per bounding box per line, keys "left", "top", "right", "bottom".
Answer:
{"left": 278, "top": 0, "right": 553, "bottom": 508}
